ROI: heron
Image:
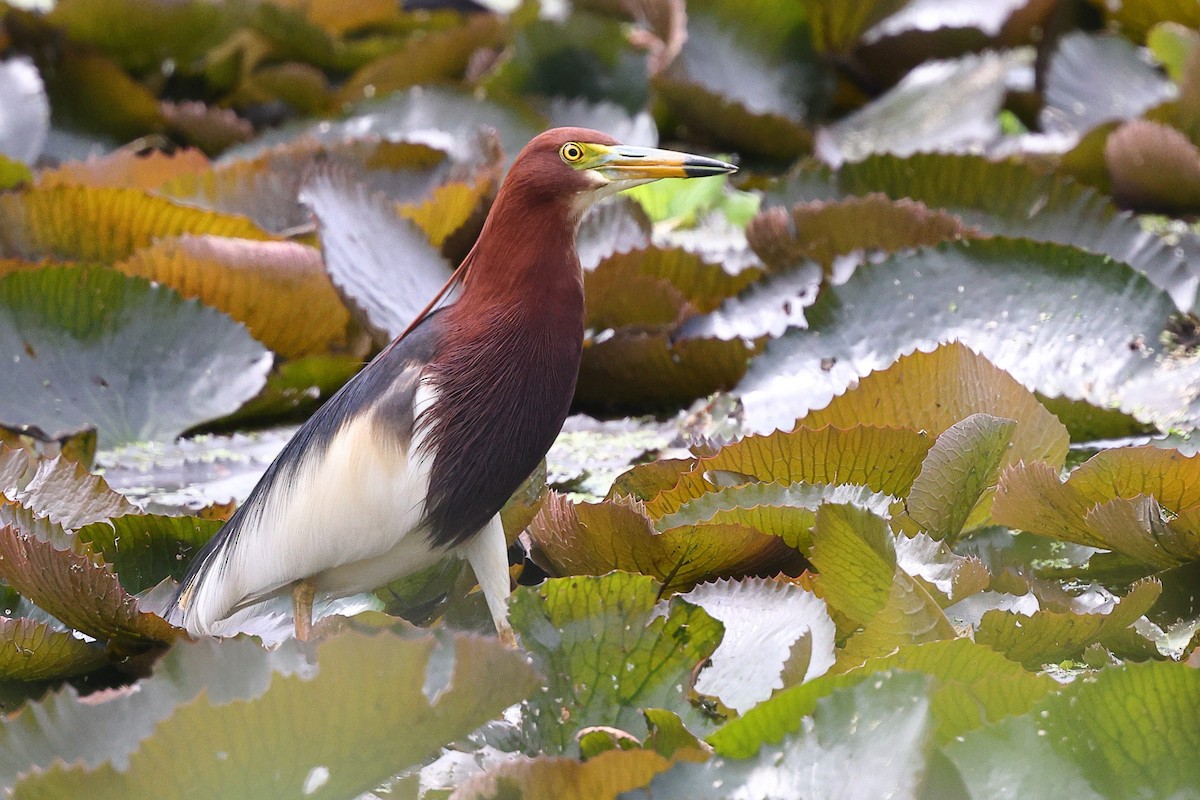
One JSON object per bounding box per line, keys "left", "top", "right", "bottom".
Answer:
{"left": 165, "top": 127, "right": 737, "bottom": 643}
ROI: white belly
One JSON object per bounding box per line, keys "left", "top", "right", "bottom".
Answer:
{"left": 184, "top": 386, "right": 444, "bottom": 635}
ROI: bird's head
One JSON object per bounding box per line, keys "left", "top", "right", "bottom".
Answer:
{"left": 503, "top": 127, "right": 738, "bottom": 222}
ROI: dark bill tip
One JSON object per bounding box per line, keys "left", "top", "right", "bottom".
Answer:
{"left": 683, "top": 155, "right": 738, "bottom": 178}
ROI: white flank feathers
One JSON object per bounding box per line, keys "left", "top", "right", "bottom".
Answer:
{"left": 180, "top": 383, "right": 449, "bottom": 637}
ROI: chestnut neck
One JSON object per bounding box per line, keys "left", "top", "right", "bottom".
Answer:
{"left": 454, "top": 178, "right": 583, "bottom": 312}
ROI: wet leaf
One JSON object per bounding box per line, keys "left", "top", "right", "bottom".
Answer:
{"left": 6, "top": 454, "right": 137, "bottom": 531}
{"left": 738, "top": 239, "right": 1200, "bottom": 435}
{"left": 993, "top": 446, "right": 1200, "bottom": 563}
{"left": 115, "top": 236, "right": 351, "bottom": 359}
{"left": 817, "top": 51, "right": 1020, "bottom": 166}
{"left": 652, "top": 0, "right": 820, "bottom": 160}
{"left": 451, "top": 749, "right": 670, "bottom": 800}
{"left": 302, "top": 170, "right": 453, "bottom": 343}
{"left": 0, "top": 186, "right": 271, "bottom": 263}
{"left": 75, "top": 514, "right": 221, "bottom": 595}
{"left": 645, "top": 426, "right": 935, "bottom": 520}
{"left": 902, "top": 414, "right": 1016, "bottom": 540}
{"left": 38, "top": 149, "right": 210, "bottom": 191}
{"left": 576, "top": 334, "right": 758, "bottom": 414}
{"left": 745, "top": 194, "right": 975, "bottom": 274}
{"left": 800, "top": 0, "right": 908, "bottom": 53}
{"left": 527, "top": 493, "right": 792, "bottom": 593}
{"left": 803, "top": 343, "right": 1068, "bottom": 469}
{"left": 158, "top": 137, "right": 451, "bottom": 235}
{"left": 0, "top": 522, "right": 180, "bottom": 647}
{"left": 510, "top": 573, "right": 723, "bottom": 752}
{"left": 975, "top": 578, "right": 1161, "bottom": 668}
{"left": 1040, "top": 32, "right": 1177, "bottom": 137}
{"left": 653, "top": 481, "right": 894, "bottom": 551}
{"left": 794, "top": 152, "right": 1200, "bottom": 309}
{"left": 336, "top": 13, "right": 504, "bottom": 106}
{"left": 1087, "top": 0, "right": 1200, "bottom": 42}
{"left": 585, "top": 246, "right": 760, "bottom": 329}
{"left": 847, "top": 639, "right": 1054, "bottom": 743}
{"left": 682, "top": 578, "right": 835, "bottom": 713}
{"left": 0, "top": 267, "right": 272, "bottom": 447}
{"left": 11, "top": 629, "right": 537, "bottom": 800}
{"left": 576, "top": 196, "right": 652, "bottom": 271}
{"left": 630, "top": 671, "right": 933, "bottom": 800}
{"left": 47, "top": 0, "right": 240, "bottom": 74}
{"left": 944, "top": 660, "right": 1200, "bottom": 798}
{"left": 0, "top": 618, "right": 105, "bottom": 682}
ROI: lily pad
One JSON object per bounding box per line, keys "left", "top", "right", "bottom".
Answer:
{"left": 652, "top": 0, "right": 820, "bottom": 160}
{"left": 302, "top": 170, "right": 454, "bottom": 343}
{"left": 1040, "top": 32, "right": 1177, "bottom": 137}
{"left": 944, "top": 660, "right": 1200, "bottom": 798}
{"left": 0, "top": 521, "right": 180, "bottom": 648}
{"left": 6, "top": 453, "right": 137, "bottom": 531}
{"left": 75, "top": 513, "right": 221, "bottom": 595}
{"left": 993, "top": 446, "right": 1200, "bottom": 563}
{"left": 645, "top": 425, "right": 935, "bottom": 519}
{"left": 11, "top": 629, "right": 538, "bottom": 800}
{"left": 975, "top": 577, "right": 1161, "bottom": 668}
{"left": 737, "top": 239, "right": 1200, "bottom": 435}
{"left": 817, "top": 51, "right": 1020, "bottom": 166}
{"left": 452, "top": 749, "right": 671, "bottom": 800}
{"left": 778, "top": 152, "right": 1200, "bottom": 309}
{"left": 682, "top": 578, "right": 836, "bottom": 713}
{"left": 0, "top": 267, "right": 272, "bottom": 447}
{"left": 0, "top": 185, "right": 271, "bottom": 263}
{"left": 0, "top": 618, "right": 105, "bottom": 682}
{"left": 38, "top": 149, "right": 210, "bottom": 191}
{"left": 526, "top": 493, "right": 794, "bottom": 593}
{"left": 510, "top": 573, "right": 723, "bottom": 752}
{"left": 629, "top": 671, "right": 934, "bottom": 800}
{"left": 115, "top": 236, "right": 351, "bottom": 359}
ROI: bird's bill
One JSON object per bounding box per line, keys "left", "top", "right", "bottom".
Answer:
{"left": 589, "top": 144, "right": 737, "bottom": 180}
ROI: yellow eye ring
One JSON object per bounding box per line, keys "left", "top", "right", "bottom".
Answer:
{"left": 560, "top": 142, "right": 584, "bottom": 163}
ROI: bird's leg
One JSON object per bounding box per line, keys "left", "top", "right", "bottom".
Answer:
{"left": 464, "top": 514, "right": 517, "bottom": 648}
{"left": 291, "top": 579, "right": 315, "bottom": 642}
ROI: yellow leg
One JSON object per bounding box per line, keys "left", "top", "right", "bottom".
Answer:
{"left": 291, "top": 579, "right": 315, "bottom": 642}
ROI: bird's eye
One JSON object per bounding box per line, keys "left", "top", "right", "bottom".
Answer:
{"left": 560, "top": 142, "right": 585, "bottom": 163}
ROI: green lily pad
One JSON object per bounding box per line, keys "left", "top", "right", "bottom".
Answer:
{"left": 0, "top": 267, "right": 272, "bottom": 447}
{"left": 630, "top": 671, "right": 934, "bottom": 800}
{"left": 771, "top": 152, "right": 1200, "bottom": 309}
{"left": 0, "top": 617, "right": 105, "bottom": 682}
{"left": 644, "top": 426, "right": 935, "bottom": 520}
{"left": 902, "top": 413, "right": 1016, "bottom": 540}
{"left": 738, "top": 239, "right": 1200, "bottom": 435}
{"left": 944, "top": 660, "right": 1200, "bottom": 798}
{"left": 10, "top": 629, "right": 538, "bottom": 800}
{"left": 0, "top": 636, "right": 311, "bottom": 785}
{"left": 975, "top": 577, "right": 1161, "bottom": 668}
{"left": 75, "top": 513, "right": 221, "bottom": 594}
{"left": 510, "top": 573, "right": 724, "bottom": 753}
